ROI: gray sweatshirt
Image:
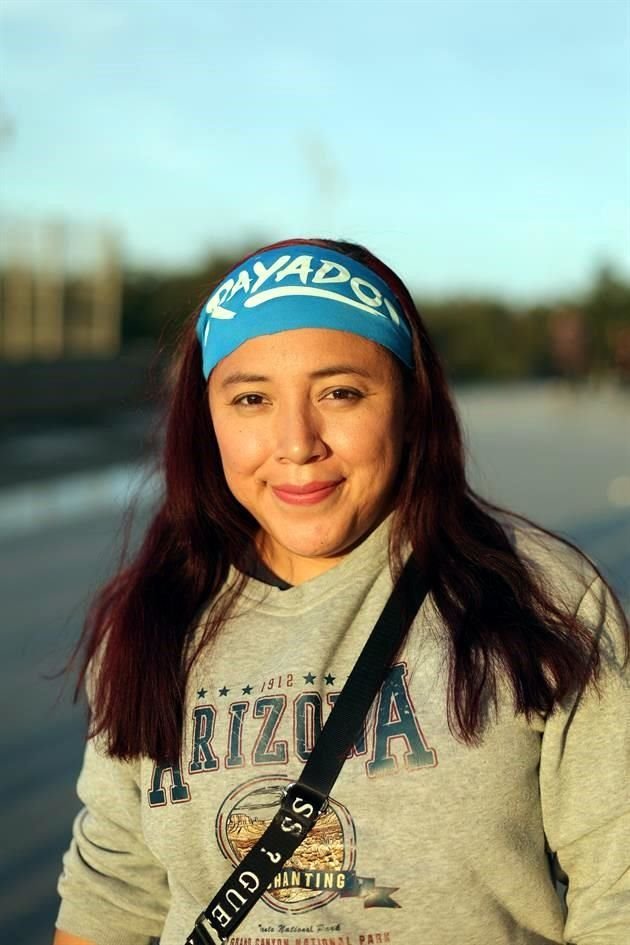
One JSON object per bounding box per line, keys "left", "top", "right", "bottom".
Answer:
{"left": 56, "top": 514, "right": 630, "bottom": 945}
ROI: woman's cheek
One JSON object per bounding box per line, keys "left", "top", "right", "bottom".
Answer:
{"left": 331, "top": 413, "right": 388, "bottom": 460}
{"left": 225, "top": 425, "right": 269, "bottom": 474}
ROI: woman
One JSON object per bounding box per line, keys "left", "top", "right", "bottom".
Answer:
{"left": 54, "top": 239, "right": 629, "bottom": 945}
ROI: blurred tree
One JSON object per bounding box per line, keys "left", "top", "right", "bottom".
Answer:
{"left": 121, "top": 251, "right": 249, "bottom": 347}
{"left": 422, "top": 297, "right": 527, "bottom": 382}
{"left": 582, "top": 265, "right": 630, "bottom": 378}
{"left": 512, "top": 304, "right": 555, "bottom": 379}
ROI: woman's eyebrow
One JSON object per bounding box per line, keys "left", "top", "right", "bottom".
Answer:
{"left": 220, "top": 365, "right": 372, "bottom": 388}
{"left": 220, "top": 372, "right": 269, "bottom": 387}
{"left": 309, "top": 365, "right": 372, "bottom": 380}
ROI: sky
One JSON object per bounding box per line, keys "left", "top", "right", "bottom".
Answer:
{"left": 1, "top": 0, "right": 629, "bottom": 302}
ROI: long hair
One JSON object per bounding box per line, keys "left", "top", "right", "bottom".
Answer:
{"left": 71, "top": 237, "right": 629, "bottom": 763}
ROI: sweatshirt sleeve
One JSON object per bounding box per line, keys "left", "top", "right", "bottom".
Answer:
{"left": 539, "top": 575, "right": 630, "bottom": 945}
{"left": 56, "top": 734, "right": 169, "bottom": 945}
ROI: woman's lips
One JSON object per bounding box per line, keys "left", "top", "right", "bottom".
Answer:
{"left": 271, "top": 480, "right": 343, "bottom": 506}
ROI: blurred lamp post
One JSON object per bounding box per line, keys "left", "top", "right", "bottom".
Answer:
{"left": 34, "top": 222, "right": 65, "bottom": 358}
{"left": 91, "top": 230, "right": 122, "bottom": 356}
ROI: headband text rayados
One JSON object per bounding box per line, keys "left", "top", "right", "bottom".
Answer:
{"left": 195, "top": 243, "right": 414, "bottom": 378}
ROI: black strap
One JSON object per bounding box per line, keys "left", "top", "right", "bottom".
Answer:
{"left": 185, "top": 554, "right": 429, "bottom": 945}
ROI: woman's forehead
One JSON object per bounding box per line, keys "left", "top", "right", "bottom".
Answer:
{"left": 211, "top": 328, "right": 399, "bottom": 378}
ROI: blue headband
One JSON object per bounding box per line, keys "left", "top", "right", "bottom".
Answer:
{"left": 195, "top": 243, "right": 414, "bottom": 378}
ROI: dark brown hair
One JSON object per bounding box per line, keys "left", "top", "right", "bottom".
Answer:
{"left": 71, "top": 237, "right": 629, "bottom": 763}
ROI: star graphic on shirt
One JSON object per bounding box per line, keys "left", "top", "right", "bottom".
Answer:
{"left": 219, "top": 686, "right": 230, "bottom": 696}
{"left": 242, "top": 684, "right": 253, "bottom": 695}
{"left": 197, "top": 688, "right": 207, "bottom": 699}
{"left": 303, "top": 672, "right": 316, "bottom": 685}
{"left": 324, "top": 673, "right": 336, "bottom": 685}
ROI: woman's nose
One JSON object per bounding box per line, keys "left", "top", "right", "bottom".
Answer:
{"left": 273, "top": 402, "right": 326, "bottom": 464}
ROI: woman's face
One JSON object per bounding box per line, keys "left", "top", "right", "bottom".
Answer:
{"left": 208, "top": 328, "right": 408, "bottom": 584}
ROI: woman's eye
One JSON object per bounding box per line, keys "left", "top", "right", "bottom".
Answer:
{"left": 233, "top": 393, "right": 265, "bottom": 407}
{"left": 326, "top": 388, "right": 362, "bottom": 401}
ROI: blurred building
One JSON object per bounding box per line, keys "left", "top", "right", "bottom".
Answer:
{"left": 608, "top": 324, "right": 630, "bottom": 384}
{"left": 0, "top": 218, "right": 122, "bottom": 361}
{"left": 549, "top": 308, "right": 588, "bottom": 379}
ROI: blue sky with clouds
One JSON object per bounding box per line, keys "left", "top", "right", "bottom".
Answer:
{"left": 1, "top": 0, "right": 629, "bottom": 300}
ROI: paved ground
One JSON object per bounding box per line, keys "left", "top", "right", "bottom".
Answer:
{"left": 0, "top": 506, "right": 152, "bottom": 945}
{"left": 0, "top": 406, "right": 160, "bottom": 489}
{"left": 0, "top": 382, "right": 628, "bottom": 945}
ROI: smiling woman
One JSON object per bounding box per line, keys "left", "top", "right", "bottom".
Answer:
{"left": 209, "top": 329, "right": 407, "bottom": 583}
{"left": 54, "top": 239, "right": 630, "bottom": 945}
